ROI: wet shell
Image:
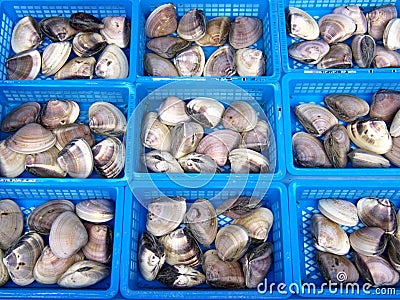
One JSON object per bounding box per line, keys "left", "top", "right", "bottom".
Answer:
{"left": 241, "top": 120, "right": 271, "bottom": 152}
{"left": 215, "top": 224, "right": 250, "bottom": 262}
{"left": 158, "top": 96, "right": 190, "bottom": 126}
{"left": 367, "top": 4, "right": 398, "bottom": 41}
{"left": 0, "top": 140, "right": 26, "bottom": 178}
{"left": 95, "top": 44, "right": 129, "bottom": 79}
{"left": 385, "top": 136, "right": 400, "bottom": 166}
{"left": 92, "top": 137, "right": 125, "bottom": 179}
{"left": 174, "top": 45, "right": 205, "bottom": 76}
{"left": 53, "top": 123, "right": 95, "bottom": 150}
{"left": 25, "top": 146, "right": 67, "bottom": 178}
{"left": 324, "top": 94, "right": 370, "bottom": 122}
{"left": 170, "top": 122, "right": 204, "bottom": 159}
{"left": 350, "top": 227, "right": 387, "bottom": 256}
{"left": 348, "top": 148, "right": 390, "bottom": 168}
{"left": 317, "top": 198, "right": 358, "bottom": 227}
{"left": 333, "top": 5, "right": 367, "bottom": 35}
{"left": 6, "top": 49, "right": 41, "bottom": 80}
{"left": 57, "top": 260, "right": 110, "bottom": 288}
{"left": 311, "top": 213, "right": 350, "bottom": 255}
{"left": 144, "top": 53, "right": 179, "bottom": 76}
{"left": 231, "top": 207, "right": 273, "bottom": 241}
{"left": 146, "top": 36, "right": 190, "bottom": 59}
{"left": 222, "top": 101, "right": 258, "bottom": 132}
{"left": 288, "top": 40, "right": 330, "bottom": 65}
{"left": 357, "top": 197, "right": 397, "bottom": 233}
{"left": 82, "top": 223, "right": 113, "bottom": 264}
{"left": 317, "top": 43, "right": 353, "bottom": 69}
{"left": 6, "top": 123, "right": 56, "bottom": 154}
{"left": 41, "top": 42, "right": 72, "bottom": 76}
{"left": 100, "top": 16, "right": 130, "bottom": 48}
{"left": 235, "top": 48, "right": 265, "bottom": 76}
{"left": 69, "top": 12, "right": 104, "bottom": 32}
{"left": 229, "top": 148, "right": 270, "bottom": 173}
{"left": 186, "top": 97, "right": 225, "bottom": 128}
{"left": 89, "top": 102, "right": 126, "bottom": 137}
{"left": 138, "top": 231, "right": 166, "bottom": 281}
{"left": 146, "top": 196, "right": 186, "bottom": 237}
{"left": 39, "top": 99, "right": 80, "bottom": 129}
{"left": 316, "top": 251, "right": 359, "bottom": 284}
{"left": 351, "top": 34, "right": 376, "bottom": 68}
{"left": 196, "top": 17, "right": 230, "bottom": 47}
{"left": 285, "top": 7, "right": 319, "bottom": 40}
{"left": 0, "top": 199, "right": 24, "bottom": 250}
{"left": 372, "top": 45, "right": 400, "bottom": 68}
{"left": 75, "top": 199, "right": 114, "bottom": 223}
{"left": 216, "top": 196, "right": 262, "bottom": 219}
{"left": 370, "top": 89, "right": 400, "bottom": 123}
{"left": 145, "top": 3, "right": 177, "bottom": 38}
{"left": 295, "top": 103, "right": 338, "bottom": 137}
{"left": 318, "top": 14, "right": 356, "bottom": 44}
{"left": 54, "top": 56, "right": 96, "bottom": 80}
{"left": 143, "top": 150, "right": 184, "bottom": 173}
{"left": 390, "top": 109, "right": 400, "bottom": 137}
{"left": 49, "top": 210, "right": 88, "bottom": 259}
{"left": 243, "top": 242, "right": 273, "bottom": 288}
{"left": 27, "top": 199, "right": 75, "bottom": 235}
{"left": 1, "top": 102, "right": 41, "bottom": 132}
{"left": 11, "top": 16, "right": 43, "bottom": 53}
{"left": 0, "top": 249, "right": 9, "bottom": 287}
{"left": 177, "top": 9, "right": 206, "bottom": 41}
{"left": 72, "top": 32, "right": 106, "bottom": 57}
{"left": 178, "top": 152, "right": 219, "bottom": 173}
{"left": 323, "top": 124, "right": 350, "bottom": 168}
{"left": 141, "top": 112, "right": 171, "bottom": 151}
{"left": 203, "top": 45, "right": 236, "bottom": 76}
{"left": 229, "top": 16, "right": 263, "bottom": 49}
{"left": 156, "top": 265, "right": 205, "bottom": 288}
{"left": 40, "top": 17, "right": 77, "bottom": 42}
{"left": 159, "top": 227, "right": 202, "bottom": 267}
{"left": 292, "top": 132, "right": 332, "bottom": 168}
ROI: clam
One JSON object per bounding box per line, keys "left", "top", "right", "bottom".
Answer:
{"left": 39, "top": 99, "right": 80, "bottom": 129}
{"left": 333, "top": 5, "right": 367, "bottom": 35}
{"left": 3, "top": 231, "right": 44, "bottom": 286}
{"left": 177, "top": 9, "right": 206, "bottom": 41}
{"left": 215, "top": 224, "right": 250, "bottom": 262}
{"left": 141, "top": 112, "right": 171, "bottom": 151}
{"left": 202, "top": 249, "right": 246, "bottom": 288}
{"left": 0, "top": 140, "right": 26, "bottom": 178}
{"left": 92, "top": 137, "right": 125, "bottom": 178}
{"left": 222, "top": 101, "right": 258, "bottom": 133}
{"left": 159, "top": 227, "right": 202, "bottom": 267}
{"left": 285, "top": 7, "right": 319, "bottom": 40}
{"left": 351, "top": 34, "right": 376, "bottom": 68}
{"left": 324, "top": 94, "right": 369, "bottom": 122}
{"left": 144, "top": 150, "right": 184, "bottom": 173}
{"left": 138, "top": 231, "right": 166, "bottom": 281}
{"left": 72, "top": 32, "right": 106, "bottom": 57}
{"left": 41, "top": 42, "right": 72, "bottom": 76}
{"left": 370, "top": 89, "right": 400, "bottom": 123}
{"left": 350, "top": 227, "right": 387, "bottom": 256}
{"left": 157, "top": 265, "right": 205, "bottom": 288}
{"left": 186, "top": 97, "right": 225, "bottom": 128}
{"left": 390, "top": 109, "right": 400, "bottom": 137}
{"left": 184, "top": 198, "right": 218, "bottom": 248}
{"left": 196, "top": 129, "right": 242, "bottom": 166}
{"left": 144, "top": 53, "right": 179, "bottom": 76}
{"left": 0, "top": 249, "right": 9, "bottom": 287}
{"left": 318, "top": 198, "right": 358, "bottom": 227}
{"left": 367, "top": 4, "right": 397, "bottom": 41}
{"left": 229, "top": 16, "right": 263, "bottom": 49}
{"left": 317, "top": 43, "right": 353, "bottom": 69}
{"left": 357, "top": 197, "right": 397, "bottom": 233}
{"left": 318, "top": 14, "right": 356, "bottom": 44}
{"left": 229, "top": 148, "right": 270, "bottom": 173}
{"left": 353, "top": 252, "right": 399, "bottom": 287}
{"left": 33, "top": 246, "right": 84, "bottom": 284}
{"left": 146, "top": 36, "right": 190, "bottom": 59}
{"left": 6, "top": 123, "right": 56, "bottom": 154}
{"left": 347, "top": 118, "right": 392, "bottom": 154}
{"left": 196, "top": 17, "right": 230, "bottom": 47}
{"left": 241, "top": 120, "right": 271, "bottom": 152}
{"left": 54, "top": 56, "right": 96, "bottom": 80}
{"left": 25, "top": 146, "right": 67, "bottom": 178}
{"left": 146, "top": 196, "right": 186, "bottom": 237}
{"left": 11, "top": 16, "right": 43, "bottom": 53}
{"left": 49, "top": 210, "right": 88, "bottom": 259}
{"left": 316, "top": 251, "right": 359, "bottom": 283}
{"left": 288, "top": 40, "right": 330, "bottom": 65}
{"left": 295, "top": 103, "right": 338, "bottom": 137}
{"left": 174, "top": 45, "right": 205, "bottom": 76}
{"left": 170, "top": 122, "right": 204, "bottom": 159}
{"left": 57, "top": 260, "right": 110, "bottom": 288}
{"left": 178, "top": 152, "right": 219, "bottom": 173}
{"left": 53, "top": 123, "right": 95, "bottom": 150}
{"left": 372, "top": 45, "right": 400, "bottom": 68}
{"left": 69, "top": 12, "right": 104, "bottom": 32}
{"left": 0, "top": 199, "right": 24, "bottom": 250}
{"left": 40, "top": 16, "right": 77, "bottom": 42}
{"left": 1, "top": 102, "right": 40, "bottom": 132}
{"left": 82, "top": 223, "right": 112, "bottom": 264}
{"left": 145, "top": 3, "right": 177, "bottom": 38}
{"left": 387, "top": 236, "right": 400, "bottom": 272}
{"left": 232, "top": 207, "right": 273, "bottom": 241}
{"left": 323, "top": 124, "right": 350, "bottom": 168}
{"left": 6, "top": 49, "right": 41, "bottom": 80}
{"left": 75, "top": 199, "right": 114, "bottom": 223}
{"left": 235, "top": 48, "right": 265, "bottom": 76}
{"left": 311, "top": 213, "right": 350, "bottom": 255}
{"left": 158, "top": 96, "right": 190, "bottom": 126}
{"left": 292, "top": 132, "right": 332, "bottom": 168}
{"left": 385, "top": 136, "right": 400, "bottom": 166}
{"left": 348, "top": 148, "right": 390, "bottom": 168}
{"left": 89, "top": 102, "right": 126, "bottom": 137}
{"left": 27, "top": 199, "right": 75, "bottom": 235}
{"left": 243, "top": 242, "right": 273, "bottom": 288}
{"left": 203, "top": 45, "right": 236, "bottom": 76}
{"left": 100, "top": 16, "right": 130, "bottom": 48}
{"left": 57, "top": 138, "right": 93, "bottom": 178}
{"left": 216, "top": 196, "right": 262, "bottom": 219}
{"left": 383, "top": 18, "right": 400, "bottom": 50}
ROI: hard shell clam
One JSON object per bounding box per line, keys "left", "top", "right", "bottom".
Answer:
{"left": 92, "top": 137, "right": 126, "bottom": 179}
{"left": 95, "top": 44, "right": 129, "bottom": 79}
{"left": 41, "top": 42, "right": 72, "bottom": 76}
{"left": 295, "top": 103, "right": 338, "bottom": 137}
{"left": 54, "top": 56, "right": 96, "bottom": 80}
{"left": 158, "top": 96, "right": 190, "bottom": 126}
{"left": 370, "top": 89, "right": 400, "bottom": 123}
{"left": 222, "top": 100, "right": 258, "bottom": 133}
{"left": 351, "top": 34, "right": 376, "bottom": 68}
{"left": 0, "top": 249, "right": 9, "bottom": 287}
{"left": 231, "top": 207, "right": 273, "bottom": 241}
{"left": 0, "top": 140, "right": 26, "bottom": 178}
{"left": 1, "top": 102, "right": 40, "bottom": 132}
{"left": 350, "top": 227, "right": 387, "bottom": 256}
{"left": 40, "top": 16, "right": 77, "bottom": 42}
{"left": 178, "top": 153, "right": 219, "bottom": 173}
{"left": 89, "top": 102, "right": 126, "bottom": 137}
{"left": 11, "top": 16, "right": 43, "bottom": 53}
{"left": 177, "top": 9, "right": 206, "bottom": 41}
{"left": 145, "top": 3, "right": 177, "bottom": 38}
{"left": 72, "top": 32, "right": 106, "bottom": 57}
{"left": 138, "top": 231, "right": 166, "bottom": 281}
{"left": 39, "top": 99, "right": 80, "bottom": 129}
{"left": 75, "top": 199, "right": 114, "bottom": 223}
{"left": 285, "top": 7, "right": 319, "bottom": 40}
{"left": 174, "top": 45, "right": 205, "bottom": 76}
{"left": 100, "top": 16, "right": 130, "bottom": 48}
{"left": 367, "top": 4, "right": 397, "bottom": 41}
{"left": 318, "top": 14, "right": 356, "bottom": 44}
{"left": 323, "top": 124, "right": 350, "bottom": 168}
{"left": 229, "top": 148, "right": 270, "bottom": 173}
{"left": 82, "top": 223, "right": 113, "bottom": 264}
{"left": 144, "top": 150, "right": 184, "bottom": 173}
{"left": 390, "top": 109, "right": 400, "bottom": 137}
{"left": 333, "top": 5, "right": 367, "bottom": 35}
{"left": 385, "top": 136, "right": 400, "bottom": 166}
{"left": 147, "top": 36, "right": 190, "bottom": 59}
{"left": 292, "top": 132, "right": 332, "bottom": 168}
{"left": 69, "top": 12, "right": 104, "bottom": 32}
{"left": 156, "top": 265, "right": 205, "bottom": 288}
{"left": 288, "top": 40, "right": 330, "bottom": 65}
{"left": 317, "top": 43, "right": 353, "bottom": 69}
{"left": 0, "top": 199, "right": 24, "bottom": 250}
{"left": 215, "top": 224, "right": 250, "bottom": 262}
{"left": 316, "top": 251, "right": 359, "bottom": 284}
{"left": 170, "top": 122, "right": 204, "bottom": 159}
{"left": 235, "top": 48, "right": 265, "bottom": 77}
{"left": 229, "top": 16, "right": 263, "bottom": 49}
{"left": 196, "top": 17, "right": 230, "bottom": 47}
{"left": 141, "top": 112, "right": 171, "bottom": 151}
{"left": 203, "top": 45, "right": 236, "bottom": 77}
{"left": 53, "top": 123, "right": 95, "bottom": 150}
{"left": 6, "top": 49, "right": 41, "bottom": 80}
{"left": 383, "top": 18, "right": 400, "bottom": 50}
{"left": 387, "top": 236, "right": 400, "bottom": 272}
{"left": 357, "top": 197, "right": 397, "bottom": 233}
{"left": 317, "top": 198, "right": 358, "bottom": 227}
{"left": 241, "top": 120, "right": 271, "bottom": 152}
{"left": 243, "top": 242, "right": 273, "bottom": 288}
{"left": 324, "top": 94, "right": 370, "bottom": 122}
{"left": 216, "top": 196, "right": 262, "bottom": 219}
{"left": 372, "top": 45, "right": 400, "bottom": 68}
{"left": 25, "top": 146, "right": 67, "bottom": 178}
{"left": 348, "top": 148, "right": 390, "bottom": 168}
{"left": 186, "top": 97, "right": 225, "bottom": 129}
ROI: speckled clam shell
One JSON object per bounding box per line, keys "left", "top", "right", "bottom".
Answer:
{"left": 318, "top": 13, "right": 356, "bottom": 44}
{"left": 370, "top": 89, "right": 400, "bottom": 123}
{"left": 158, "top": 96, "right": 190, "bottom": 126}
{"left": 89, "top": 102, "right": 126, "bottom": 137}
{"left": 92, "top": 137, "right": 125, "bottom": 179}
{"left": 0, "top": 140, "right": 26, "bottom": 178}
{"left": 138, "top": 231, "right": 166, "bottom": 281}
{"left": 229, "top": 148, "right": 270, "bottom": 173}
{"left": 350, "top": 226, "right": 387, "bottom": 256}
{"left": 143, "top": 150, "right": 184, "bottom": 173}
{"left": 1, "top": 102, "right": 40, "bottom": 132}
{"left": 11, "top": 16, "right": 43, "bottom": 54}
{"left": 25, "top": 146, "right": 67, "bottom": 178}
{"left": 317, "top": 43, "right": 353, "bottom": 69}
{"left": 41, "top": 42, "right": 72, "bottom": 76}
{"left": 235, "top": 48, "right": 265, "bottom": 76}
{"left": 243, "top": 242, "right": 273, "bottom": 288}
{"left": 367, "top": 4, "right": 397, "bottom": 41}
{"left": 215, "top": 224, "right": 250, "bottom": 262}
{"left": 75, "top": 199, "right": 114, "bottom": 223}
{"left": 357, "top": 197, "right": 397, "bottom": 233}
{"left": 145, "top": 3, "right": 177, "bottom": 38}
{"left": 351, "top": 34, "right": 376, "bottom": 68}
{"left": 324, "top": 94, "right": 370, "bottom": 122}
{"left": 186, "top": 97, "right": 225, "bottom": 128}
{"left": 323, "top": 124, "right": 350, "bottom": 168}
{"left": 316, "top": 251, "right": 359, "bottom": 284}
{"left": 295, "top": 103, "right": 338, "bottom": 137}
{"left": 39, "top": 99, "right": 80, "bottom": 129}
{"left": 0, "top": 199, "right": 24, "bottom": 250}
{"left": 196, "top": 17, "right": 230, "bottom": 47}
{"left": 285, "top": 7, "right": 319, "bottom": 40}
{"left": 222, "top": 101, "right": 258, "bottom": 132}
{"left": 146, "top": 36, "right": 190, "bottom": 59}
{"left": 348, "top": 148, "right": 390, "bottom": 168}
{"left": 100, "top": 16, "right": 130, "bottom": 48}
{"left": 144, "top": 53, "right": 179, "bottom": 76}
{"left": 95, "top": 44, "right": 129, "bottom": 79}
{"left": 216, "top": 196, "right": 262, "bottom": 219}
{"left": 288, "top": 40, "right": 330, "bottom": 65}
{"left": 40, "top": 16, "right": 77, "bottom": 42}
{"left": 318, "top": 198, "right": 358, "bottom": 227}
{"left": 170, "top": 122, "right": 204, "bottom": 159}
{"left": 54, "top": 56, "right": 95, "bottom": 80}
{"left": 53, "top": 123, "right": 95, "bottom": 150}
{"left": 232, "top": 207, "right": 273, "bottom": 241}
{"left": 372, "top": 45, "right": 400, "bottom": 68}
{"left": 333, "top": 5, "right": 367, "bottom": 35}
{"left": 203, "top": 45, "right": 236, "bottom": 76}
{"left": 82, "top": 223, "right": 113, "bottom": 264}
{"left": 177, "top": 9, "right": 206, "bottom": 41}
{"left": 72, "top": 32, "right": 106, "bottom": 57}
{"left": 174, "top": 45, "right": 205, "bottom": 76}
{"left": 6, "top": 49, "right": 41, "bottom": 80}
{"left": 292, "top": 132, "right": 332, "bottom": 168}
{"left": 229, "top": 16, "right": 263, "bottom": 49}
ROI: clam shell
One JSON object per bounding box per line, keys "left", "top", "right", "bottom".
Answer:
{"left": 100, "top": 16, "right": 130, "bottom": 48}
{"left": 372, "top": 45, "right": 400, "bottom": 68}
{"left": 1, "top": 102, "right": 41, "bottom": 132}
{"left": 39, "top": 99, "right": 80, "bottom": 129}
{"left": 143, "top": 150, "right": 184, "bottom": 173}
{"left": 216, "top": 196, "right": 262, "bottom": 219}
{"left": 229, "top": 148, "right": 270, "bottom": 173}
{"left": 6, "top": 49, "right": 41, "bottom": 80}
{"left": 53, "top": 123, "right": 95, "bottom": 150}
{"left": 288, "top": 40, "right": 330, "bottom": 65}
{"left": 75, "top": 199, "right": 114, "bottom": 223}
{"left": 295, "top": 103, "right": 338, "bottom": 137}
{"left": 350, "top": 227, "right": 387, "bottom": 256}
{"left": 146, "top": 36, "right": 190, "bottom": 59}
{"left": 146, "top": 196, "right": 186, "bottom": 237}
{"left": 141, "top": 112, "right": 171, "bottom": 151}
{"left": 138, "top": 231, "right": 166, "bottom": 281}
{"left": 11, "top": 16, "right": 43, "bottom": 53}
{"left": 285, "top": 7, "right": 319, "bottom": 40}
{"left": 390, "top": 109, "right": 400, "bottom": 137}
{"left": 243, "top": 242, "right": 273, "bottom": 288}
{"left": 54, "top": 56, "right": 95, "bottom": 80}
{"left": 158, "top": 96, "right": 190, "bottom": 126}
{"left": 370, "top": 89, "right": 400, "bottom": 123}
{"left": 229, "top": 16, "right": 263, "bottom": 49}
{"left": 333, "top": 5, "right": 367, "bottom": 35}
{"left": 367, "top": 4, "right": 397, "bottom": 41}
{"left": 215, "top": 224, "right": 250, "bottom": 262}
{"left": 348, "top": 148, "right": 390, "bottom": 168}
{"left": 25, "top": 146, "right": 67, "bottom": 178}
{"left": 82, "top": 223, "right": 113, "bottom": 264}
{"left": 156, "top": 265, "right": 205, "bottom": 288}
{"left": 317, "top": 43, "right": 353, "bottom": 69}
{"left": 323, "top": 124, "right": 350, "bottom": 168}
{"left": 222, "top": 100, "right": 258, "bottom": 133}
{"left": 0, "top": 249, "right": 9, "bottom": 287}
{"left": 385, "top": 136, "right": 400, "bottom": 166}
{"left": 145, "top": 3, "right": 177, "bottom": 38}
{"left": 92, "top": 137, "right": 125, "bottom": 179}
{"left": 357, "top": 197, "right": 397, "bottom": 233}
{"left": 316, "top": 251, "right": 359, "bottom": 284}
{"left": 0, "top": 199, "right": 24, "bottom": 250}
{"left": 69, "top": 12, "right": 104, "bottom": 32}
{"left": 0, "top": 140, "right": 26, "bottom": 178}
{"left": 203, "top": 45, "right": 236, "bottom": 76}
{"left": 144, "top": 53, "right": 179, "bottom": 76}
{"left": 196, "top": 17, "right": 230, "bottom": 47}
{"left": 40, "top": 16, "right": 77, "bottom": 42}
{"left": 324, "top": 94, "right": 369, "bottom": 122}
{"left": 241, "top": 120, "right": 271, "bottom": 152}
{"left": 231, "top": 207, "right": 273, "bottom": 241}
{"left": 317, "top": 198, "right": 358, "bottom": 227}
{"left": 351, "top": 34, "right": 376, "bottom": 68}
{"left": 235, "top": 48, "right": 265, "bottom": 76}
{"left": 95, "top": 44, "right": 129, "bottom": 79}
{"left": 318, "top": 13, "right": 356, "bottom": 44}
{"left": 178, "top": 152, "right": 219, "bottom": 173}
{"left": 387, "top": 236, "right": 400, "bottom": 272}
{"left": 292, "top": 132, "right": 332, "bottom": 168}
{"left": 27, "top": 199, "right": 75, "bottom": 235}
{"left": 177, "top": 9, "right": 206, "bottom": 41}
{"left": 89, "top": 102, "right": 126, "bottom": 137}
{"left": 72, "top": 32, "right": 106, "bottom": 57}
{"left": 170, "top": 122, "right": 204, "bottom": 159}
{"left": 41, "top": 42, "right": 72, "bottom": 76}
{"left": 186, "top": 97, "right": 225, "bottom": 128}
{"left": 383, "top": 18, "right": 400, "bottom": 51}
{"left": 174, "top": 45, "right": 205, "bottom": 76}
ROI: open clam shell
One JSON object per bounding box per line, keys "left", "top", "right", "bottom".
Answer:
{"left": 316, "top": 251, "right": 359, "bottom": 284}
{"left": 41, "top": 42, "right": 72, "bottom": 76}
{"left": 324, "top": 94, "right": 370, "bottom": 122}
{"left": 89, "top": 102, "right": 126, "bottom": 137}
{"left": 53, "top": 123, "right": 95, "bottom": 150}
{"left": 286, "top": 7, "right": 319, "bottom": 40}
{"left": 1, "top": 102, "right": 40, "bottom": 132}
{"left": 370, "top": 89, "right": 400, "bottom": 123}
{"left": 231, "top": 207, "right": 273, "bottom": 241}
{"left": 39, "top": 99, "right": 80, "bottom": 129}
{"left": 323, "top": 124, "right": 350, "bottom": 168}
{"left": 295, "top": 103, "right": 338, "bottom": 137}
{"left": 333, "top": 5, "right": 367, "bottom": 35}
{"left": 288, "top": 40, "right": 330, "bottom": 65}
{"left": 138, "top": 231, "right": 166, "bottom": 281}
{"left": 350, "top": 227, "right": 387, "bottom": 256}
{"left": 95, "top": 44, "right": 129, "bottom": 79}
{"left": 177, "top": 9, "right": 206, "bottom": 41}
{"left": 0, "top": 199, "right": 24, "bottom": 250}
{"left": 367, "top": 4, "right": 397, "bottom": 41}
{"left": 318, "top": 13, "right": 356, "bottom": 44}
{"left": 196, "top": 16, "right": 230, "bottom": 47}
{"left": 292, "top": 132, "right": 332, "bottom": 168}
{"left": 0, "top": 140, "right": 26, "bottom": 178}
{"left": 243, "top": 242, "right": 273, "bottom": 288}
{"left": 11, "top": 16, "right": 43, "bottom": 54}
{"left": 40, "top": 16, "right": 77, "bottom": 42}
{"left": 351, "top": 34, "right": 376, "bottom": 68}
{"left": 145, "top": 3, "right": 177, "bottom": 38}
{"left": 25, "top": 146, "right": 67, "bottom": 178}
{"left": 100, "top": 16, "right": 130, "bottom": 49}
{"left": 6, "top": 49, "right": 41, "bottom": 80}
{"left": 174, "top": 45, "right": 205, "bottom": 76}
{"left": 229, "top": 16, "right": 263, "bottom": 49}
{"left": 348, "top": 148, "right": 390, "bottom": 168}
{"left": 92, "top": 137, "right": 126, "bottom": 179}
{"left": 143, "top": 150, "right": 184, "bottom": 173}
{"left": 147, "top": 36, "right": 190, "bottom": 59}
{"left": 82, "top": 223, "right": 113, "bottom": 264}
{"left": 54, "top": 56, "right": 95, "bottom": 80}
{"left": 215, "top": 224, "right": 250, "bottom": 262}
{"left": 203, "top": 45, "right": 236, "bottom": 77}
{"left": 75, "top": 199, "right": 114, "bottom": 223}
{"left": 357, "top": 197, "right": 397, "bottom": 233}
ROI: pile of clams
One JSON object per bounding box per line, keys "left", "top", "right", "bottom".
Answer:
{"left": 311, "top": 197, "right": 400, "bottom": 287}
{"left": 141, "top": 96, "right": 272, "bottom": 173}
{"left": 138, "top": 195, "right": 274, "bottom": 289}
{"left": 0, "top": 99, "right": 126, "bottom": 178}
{"left": 292, "top": 90, "right": 400, "bottom": 168}
{"left": 0, "top": 198, "right": 115, "bottom": 288}
{"left": 6, "top": 12, "right": 130, "bottom": 80}
{"left": 286, "top": 4, "right": 400, "bottom": 69}
{"left": 144, "top": 3, "right": 265, "bottom": 77}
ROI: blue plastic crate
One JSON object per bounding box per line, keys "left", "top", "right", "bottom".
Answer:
{"left": 278, "top": 0, "right": 400, "bottom": 74}
{"left": 120, "top": 181, "right": 292, "bottom": 299}
{"left": 0, "top": 83, "right": 132, "bottom": 183}
{"left": 136, "top": 0, "right": 280, "bottom": 82}
{"left": 289, "top": 179, "right": 400, "bottom": 298}
{"left": 125, "top": 80, "right": 285, "bottom": 186}
{"left": 0, "top": 0, "right": 134, "bottom": 81}
{"left": 0, "top": 182, "right": 124, "bottom": 299}
{"left": 282, "top": 73, "right": 400, "bottom": 176}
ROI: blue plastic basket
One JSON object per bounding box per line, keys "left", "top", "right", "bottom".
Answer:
{"left": 120, "top": 181, "right": 292, "bottom": 299}
{"left": 278, "top": 0, "right": 400, "bottom": 74}
{"left": 0, "top": 0, "right": 134, "bottom": 82}
{"left": 282, "top": 73, "right": 400, "bottom": 176}
{"left": 0, "top": 182, "right": 123, "bottom": 299}
{"left": 0, "top": 83, "right": 132, "bottom": 183}
{"left": 289, "top": 179, "right": 400, "bottom": 298}
{"left": 136, "top": 0, "right": 280, "bottom": 82}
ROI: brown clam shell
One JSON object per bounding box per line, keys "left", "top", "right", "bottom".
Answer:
{"left": 1, "top": 102, "right": 41, "bottom": 132}
{"left": 25, "top": 146, "right": 67, "bottom": 178}
{"left": 229, "top": 16, "right": 263, "bottom": 49}
{"left": 82, "top": 223, "right": 113, "bottom": 264}
{"left": 53, "top": 123, "right": 95, "bottom": 150}
{"left": 92, "top": 137, "right": 125, "bottom": 179}
{"left": 0, "top": 199, "right": 24, "bottom": 250}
